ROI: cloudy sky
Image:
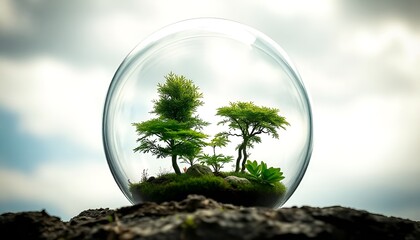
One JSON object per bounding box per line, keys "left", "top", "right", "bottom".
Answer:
{"left": 1, "top": 0, "right": 419, "bottom": 221}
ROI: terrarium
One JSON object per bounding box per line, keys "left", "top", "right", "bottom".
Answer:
{"left": 103, "top": 18, "right": 312, "bottom": 208}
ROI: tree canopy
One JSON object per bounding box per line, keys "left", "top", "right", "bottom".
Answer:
{"left": 152, "top": 72, "right": 204, "bottom": 123}
{"left": 133, "top": 72, "right": 207, "bottom": 175}
{"left": 216, "top": 101, "right": 289, "bottom": 172}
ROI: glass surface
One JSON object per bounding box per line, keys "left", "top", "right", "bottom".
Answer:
{"left": 103, "top": 18, "right": 313, "bottom": 207}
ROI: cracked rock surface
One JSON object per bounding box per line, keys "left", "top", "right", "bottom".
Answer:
{"left": 1, "top": 195, "right": 419, "bottom": 239}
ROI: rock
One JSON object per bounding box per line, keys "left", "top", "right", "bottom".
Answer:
{"left": 1, "top": 195, "right": 419, "bottom": 239}
{"left": 185, "top": 164, "right": 213, "bottom": 177}
{"left": 224, "top": 175, "right": 251, "bottom": 186}
{"left": 0, "top": 209, "right": 66, "bottom": 240}
{"left": 146, "top": 176, "right": 156, "bottom": 182}
{"left": 69, "top": 208, "right": 114, "bottom": 226}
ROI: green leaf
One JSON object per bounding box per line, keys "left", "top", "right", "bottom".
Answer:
{"left": 245, "top": 160, "right": 261, "bottom": 177}
{"left": 260, "top": 166, "right": 285, "bottom": 184}
{"left": 245, "top": 160, "right": 285, "bottom": 185}
{"left": 199, "top": 153, "right": 234, "bottom": 173}
{"left": 261, "top": 161, "right": 267, "bottom": 173}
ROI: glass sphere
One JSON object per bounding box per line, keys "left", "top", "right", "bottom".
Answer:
{"left": 103, "top": 18, "right": 312, "bottom": 208}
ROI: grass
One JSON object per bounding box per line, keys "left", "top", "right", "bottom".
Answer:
{"left": 129, "top": 171, "right": 286, "bottom": 207}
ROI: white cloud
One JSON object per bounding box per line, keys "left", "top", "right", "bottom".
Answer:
{"left": 0, "top": 57, "right": 110, "bottom": 152}
{"left": 0, "top": 159, "right": 128, "bottom": 220}
{"left": 299, "top": 19, "right": 420, "bottom": 105}
{"left": 282, "top": 15, "right": 420, "bottom": 220}
{"left": 319, "top": 95, "right": 417, "bottom": 174}
{"left": 86, "top": 0, "right": 236, "bottom": 58}
{"left": 339, "top": 20, "right": 420, "bottom": 61}
{"left": 0, "top": 0, "right": 30, "bottom": 33}
{"left": 261, "top": 0, "right": 336, "bottom": 18}
{"left": 285, "top": 88, "right": 420, "bottom": 219}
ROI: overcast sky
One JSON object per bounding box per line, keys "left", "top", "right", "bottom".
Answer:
{"left": 1, "top": 0, "right": 419, "bottom": 221}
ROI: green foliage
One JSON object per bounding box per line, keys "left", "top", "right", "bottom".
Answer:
{"left": 198, "top": 134, "right": 233, "bottom": 172}
{"left": 179, "top": 146, "right": 201, "bottom": 166}
{"left": 209, "top": 133, "right": 230, "bottom": 149}
{"left": 153, "top": 72, "right": 205, "bottom": 124}
{"left": 132, "top": 72, "right": 208, "bottom": 175}
{"left": 217, "top": 101, "right": 290, "bottom": 172}
{"left": 198, "top": 154, "right": 233, "bottom": 173}
{"left": 217, "top": 102, "right": 289, "bottom": 138}
{"left": 245, "top": 160, "right": 261, "bottom": 177}
{"left": 245, "top": 160, "right": 285, "bottom": 185}
{"left": 133, "top": 119, "right": 207, "bottom": 158}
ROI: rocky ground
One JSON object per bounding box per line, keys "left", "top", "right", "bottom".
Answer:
{"left": 1, "top": 195, "right": 419, "bottom": 239}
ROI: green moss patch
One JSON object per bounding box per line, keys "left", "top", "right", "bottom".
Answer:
{"left": 129, "top": 172, "right": 286, "bottom": 207}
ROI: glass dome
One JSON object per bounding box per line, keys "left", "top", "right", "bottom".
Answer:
{"left": 103, "top": 18, "right": 312, "bottom": 207}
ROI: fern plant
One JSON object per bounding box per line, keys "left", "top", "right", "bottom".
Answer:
{"left": 245, "top": 160, "right": 285, "bottom": 185}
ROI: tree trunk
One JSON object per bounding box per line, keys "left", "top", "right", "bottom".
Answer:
{"left": 235, "top": 144, "right": 243, "bottom": 172}
{"left": 172, "top": 154, "right": 181, "bottom": 175}
{"left": 241, "top": 144, "right": 248, "bottom": 172}
{"left": 170, "top": 140, "right": 181, "bottom": 175}
{"left": 240, "top": 137, "right": 250, "bottom": 172}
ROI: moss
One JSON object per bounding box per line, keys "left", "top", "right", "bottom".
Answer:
{"left": 182, "top": 215, "right": 196, "bottom": 229}
{"left": 107, "top": 215, "right": 114, "bottom": 223}
{"left": 129, "top": 172, "right": 286, "bottom": 207}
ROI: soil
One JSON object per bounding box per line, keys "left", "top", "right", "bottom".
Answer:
{"left": 132, "top": 186, "right": 283, "bottom": 207}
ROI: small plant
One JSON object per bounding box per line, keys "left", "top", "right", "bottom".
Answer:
{"left": 245, "top": 160, "right": 285, "bottom": 185}
{"left": 141, "top": 169, "right": 149, "bottom": 182}
{"left": 179, "top": 147, "right": 201, "bottom": 167}
{"left": 199, "top": 154, "right": 233, "bottom": 173}
{"left": 198, "top": 134, "right": 233, "bottom": 173}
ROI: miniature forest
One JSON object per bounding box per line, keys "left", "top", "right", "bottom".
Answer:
{"left": 129, "top": 72, "right": 290, "bottom": 207}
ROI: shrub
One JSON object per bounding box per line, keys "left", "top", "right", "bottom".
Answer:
{"left": 245, "top": 160, "right": 285, "bottom": 186}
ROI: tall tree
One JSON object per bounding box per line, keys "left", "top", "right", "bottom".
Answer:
{"left": 216, "top": 101, "right": 289, "bottom": 172}
{"left": 153, "top": 72, "right": 205, "bottom": 124}
{"left": 133, "top": 72, "right": 207, "bottom": 175}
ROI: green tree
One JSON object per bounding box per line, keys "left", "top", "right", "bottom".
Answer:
{"left": 199, "top": 134, "right": 233, "bottom": 173}
{"left": 199, "top": 154, "right": 233, "bottom": 173}
{"left": 209, "top": 133, "right": 230, "bottom": 156}
{"left": 133, "top": 72, "right": 208, "bottom": 175}
{"left": 216, "top": 101, "right": 289, "bottom": 172}
{"left": 153, "top": 72, "right": 205, "bottom": 124}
